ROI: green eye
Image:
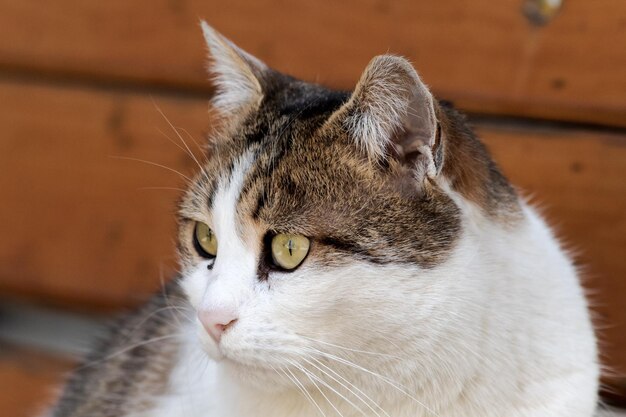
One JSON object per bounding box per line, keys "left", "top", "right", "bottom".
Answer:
{"left": 271, "top": 234, "right": 310, "bottom": 270}
{"left": 194, "top": 221, "right": 217, "bottom": 257}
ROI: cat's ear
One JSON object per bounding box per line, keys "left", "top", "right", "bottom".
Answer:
{"left": 334, "top": 55, "right": 442, "bottom": 179}
{"left": 200, "top": 21, "right": 266, "bottom": 115}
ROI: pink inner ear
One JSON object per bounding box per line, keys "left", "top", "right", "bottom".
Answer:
{"left": 403, "top": 80, "right": 438, "bottom": 148}
{"left": 391, "top": 122, "right": 442, "bottom": 173}
{"left": 335, "top": 55, "right": 438, "bottom": 168}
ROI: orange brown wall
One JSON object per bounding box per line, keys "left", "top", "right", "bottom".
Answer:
{"left": 0, "top": 0, "right": 624, "bottom": 402}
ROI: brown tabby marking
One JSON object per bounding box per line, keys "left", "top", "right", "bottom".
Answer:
{"left": 51, "top": 282, "right": 184, "bottom": 417}
{"left": 178, "top": 70, "right": 519, "bottom": 275}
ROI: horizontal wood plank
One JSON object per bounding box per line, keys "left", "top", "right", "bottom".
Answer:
{"left": 0, "top": 80, "right": 624, "bottom": 379}
{"left": 0, "top": 80, "right": 206, "bottom": 310}
{"left": 0, "top": 0, "right": 624, "bottom": 127}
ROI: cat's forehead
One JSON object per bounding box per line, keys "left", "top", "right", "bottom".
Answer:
{"left": 203, "top": 108, "right": 373, "bottom": 226}
{"left": 183, "top": 80, "right": 355, "bottom": 215}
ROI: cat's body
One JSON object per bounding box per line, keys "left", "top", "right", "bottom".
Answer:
{"left": 50, "top": 23, "right": 599, "bottom": 417}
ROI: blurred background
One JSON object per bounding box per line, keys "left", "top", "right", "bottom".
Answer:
{"left": 0, "top": 0, "right": 625, "bottom": 415}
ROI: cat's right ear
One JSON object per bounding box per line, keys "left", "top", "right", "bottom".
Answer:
{"left": 326, "top": 55, "right": 443, "bottom": 185}
{"left": 201, "top": 21, "right": 266, "bottom": 117}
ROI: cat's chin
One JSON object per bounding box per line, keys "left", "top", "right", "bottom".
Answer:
{"left": 196, "top": 333, "right": 224, "bottom": 361}
{"left": 218, "top": 357, "right": 290, "bottom": 392}
{"left": 196, "top": 339, "right": 289, "bottom": 390}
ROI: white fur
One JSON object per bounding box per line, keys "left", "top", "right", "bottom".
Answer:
{"left": 141, "top": 169, "right": 598, "bottom": 417}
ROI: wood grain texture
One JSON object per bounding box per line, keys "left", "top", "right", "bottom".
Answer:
{"left": 0, "top": 80, "right": 206, "bottom": 310}
{"left": 0, "top": 0, "right": 624, "bottom": 127}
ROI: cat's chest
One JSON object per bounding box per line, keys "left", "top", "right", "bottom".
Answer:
{"left": 140, "top": 375, "right": 298, "bottom": 417}
{"left": 138, "top": 346, "right": 299, "bottom": 417}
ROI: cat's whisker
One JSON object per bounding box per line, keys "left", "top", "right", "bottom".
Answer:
{"left": 156, "top": 125, "right": 208, "bottom": 184}
{"left": 300, "top": 355, "right": 388, "bottom": 417}
{"left": 110, "top": 155, "right": 193, "bottom": 182}
{"left": 196, "top": 349, "right": 213, "bottom": 386}
{"left": 306, "top": 355, "right": 392, "bottom": 417}
{"left": 152, "top": 101, "right": 209, "bottom": 181}
{"left": 76, "top": 333, "right": 183, "bottom": 371}
{"left": 122, "top": 305, "right": 190, "bottom": 339}
{"left": 286, "top": 358, "right": 348, "bottom": 417}
{"left": 64, "top": 392, "right": 129, "bottom": 402}
{"left": 112, "top": 277, "right": 189, "bottom": 346}
{"left": 275, "top": 364, "right": 314, "bottom": 409}
{"left": 138, "top": 186, "right": 188, "bottom": 192}
{"left": 158, "top": 267, "right": 193, "bottom": 329}
{"left": 177, "top": 125, "right": 208, "bottom": 159}
{"left": 303, "top": 346, "right": 442, "bottom": 417}
{"left": 276, "top": 361, "right": 328, "bottom": 417}
{"left": 298, "top": 335, "right": 404, "bottom": 359}
{"left": 156, "top": 127, "right": 195, "bottom": 160}
{"left": 178, "top": 348, "right": 210, "bottom": 415}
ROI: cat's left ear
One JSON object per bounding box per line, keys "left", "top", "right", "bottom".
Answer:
{"left": 331, "top": 55, "right": 443, "bottom": 179}
{"left": 200, "top": 21, "right": 267, "bottom": 116}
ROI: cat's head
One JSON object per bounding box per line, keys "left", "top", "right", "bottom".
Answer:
{"left": 177, "top": 22, "right": 517, "bottom": 390}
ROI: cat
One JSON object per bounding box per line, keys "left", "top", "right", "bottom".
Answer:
{"left": 48, "top": 22, "right": 600, "bottom": 417}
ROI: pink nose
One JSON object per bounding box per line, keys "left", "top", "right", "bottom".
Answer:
{"left": 198, "top": 308, "right": 238, "bottom": 343}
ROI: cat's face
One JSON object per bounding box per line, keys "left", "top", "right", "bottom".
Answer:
{"left": 176, "top": 23, "right": 473, "bottom": 390}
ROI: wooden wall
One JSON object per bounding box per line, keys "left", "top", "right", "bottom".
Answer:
{"left": 0, "top": 0, "right": 624, "bottom": 400}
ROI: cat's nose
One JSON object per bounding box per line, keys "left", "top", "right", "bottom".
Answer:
{"left": 198, "top": 308, "right": 238, "bottom": 343}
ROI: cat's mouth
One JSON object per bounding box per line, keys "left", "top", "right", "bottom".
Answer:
{"left": 213, "top": 339, "right": 308, "bottom": 388}
{"left": 197, "top": 330, "right": 282, "bottom": 374}
{"left": 194, "top": 319, "right": 310, "bottom": 385}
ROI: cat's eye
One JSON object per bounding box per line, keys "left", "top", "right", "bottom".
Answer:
{"left": 271, "top": 234, "right": 310, "bottom": 270}
{"left": 194, "top": 221, "right": 218, "bottom": 257}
